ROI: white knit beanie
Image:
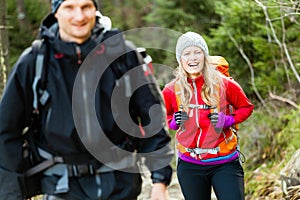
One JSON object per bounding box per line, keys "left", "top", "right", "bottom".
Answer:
{"left": 176, "top": 32, "right": 209, "bottom": 64}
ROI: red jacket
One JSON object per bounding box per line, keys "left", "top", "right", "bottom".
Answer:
{"left": 162, "top": 76, "right": 254, "bottom": 160}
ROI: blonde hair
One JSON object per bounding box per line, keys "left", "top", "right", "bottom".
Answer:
{"left": 174, "top": 55, "right": 224, "bottom": 112}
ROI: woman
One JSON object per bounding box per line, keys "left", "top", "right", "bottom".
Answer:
{"left": 162, "top": 32, "right": 254, "bottom": 200}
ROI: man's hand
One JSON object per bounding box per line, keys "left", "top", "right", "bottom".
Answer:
{"left": 150, "top": 183, "right": 169, "bottom": 200}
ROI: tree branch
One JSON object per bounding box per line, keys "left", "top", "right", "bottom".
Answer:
{"left": 255, "top": 0, "right": 300, "bottom": 85}
{"left": 269, "top": 92, "right": 299, "bottom": 110}
{"left": 228, "top": 33, "right": 268, "bottom": 109}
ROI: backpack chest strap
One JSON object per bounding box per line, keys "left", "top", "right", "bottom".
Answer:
{"left": 188, "top": 104, "right": 211, "bottom": 109}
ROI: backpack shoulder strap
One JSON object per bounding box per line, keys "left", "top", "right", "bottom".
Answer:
{"left": 31, "top": 39, "right": 49, "bottom": 113}
{"left": 174, "top": 82, "right": 183, "bottom": 111}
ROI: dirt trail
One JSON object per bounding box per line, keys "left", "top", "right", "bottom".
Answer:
{"left": 138, "top": 170, "right": 184, "bottom": 200}
{"left": 138, "top": 169, "right": 218, "bottom": 200}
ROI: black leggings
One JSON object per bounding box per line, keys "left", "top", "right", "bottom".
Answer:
{"left": 177, "top": 158, "right": 244, "bottom": 200}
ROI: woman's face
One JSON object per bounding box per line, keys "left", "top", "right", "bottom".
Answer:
{"left": 180, "top": 46, "right": 205, "bottom": 79}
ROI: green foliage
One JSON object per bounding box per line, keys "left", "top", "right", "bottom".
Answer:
{"left": 209, "top": 0, "right": 300, "bottom": 100}
{"left": 278, "top": 109, "right": 300, "bottom": 150}
{"left": 142, "top": 0, "right": 191, "bottom": 30}
{"left": 143, "top": 0, "right": 218, "bottom": 33}
{"left": 209, "top": 0, "right": 266, "bottom": 94}
{"left": 245, "top": 103, "right": 299, "bottom": 164}
{"left": 25, "top": 0, "right": 50, "bottom": 28}
{"left": 242, "top": 104, "right": 300, "bottom": 198}
{"left": 7, "top": 0, "right": 50, "bottom": 69}
{"left": 101, "top": 0, "right": 155, "bottom": 30}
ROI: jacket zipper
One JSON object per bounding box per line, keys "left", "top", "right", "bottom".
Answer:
{"left": 75, "top": 45, "right": 82, "bottom": 65}
{"left": 192, "top": 79, "right": 202, "bottom": 147}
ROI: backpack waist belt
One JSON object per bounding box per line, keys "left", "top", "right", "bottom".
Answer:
{"left": 177, "top": 132, "right": 238, "bottom": 157}
{"left": 38, "top": 148, "right": 137, "bottom": 176}
{"left": 62, "top": 152, "right": 137, "bottom": 176}
{"left": 177, "top": 143, "right": 219, "bottom": 155}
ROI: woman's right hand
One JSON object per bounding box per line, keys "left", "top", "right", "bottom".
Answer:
{"left": 174, "top": 111, "right": 189, "bottom": 126}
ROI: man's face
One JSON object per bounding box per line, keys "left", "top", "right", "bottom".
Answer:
{"left": 55, "top": 0, "right": 96, "bottom": 44}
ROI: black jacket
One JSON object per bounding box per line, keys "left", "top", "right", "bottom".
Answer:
{"left": 0, "top": 14, "right": 173, "bottom": 199}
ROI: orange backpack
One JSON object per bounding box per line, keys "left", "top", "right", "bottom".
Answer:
{"left": 210, "top": 56, "right": 230, "bottom": 77}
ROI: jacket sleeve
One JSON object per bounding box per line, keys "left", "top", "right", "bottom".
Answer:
{"left": 127, "top": 51, "right": 173, "bottom": 185}
{"left": 224, "top": 78, "right": 254, "bottom": 124}
{"left": 0, "top": 47, "right": 34, "bottom": 199}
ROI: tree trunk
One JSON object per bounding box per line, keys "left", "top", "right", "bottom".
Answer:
{"left": 280, "top": 148, "right": 300, "bottom": 199}
{"left": 0, "top": 0, "right": 9, "bottom": 95}
{"left": 16, "top": 0, "right": 30, "bottom": 30}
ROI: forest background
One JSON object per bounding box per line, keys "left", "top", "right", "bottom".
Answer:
{"left": 0, "top": 0, "right": 299, "bottom": 199}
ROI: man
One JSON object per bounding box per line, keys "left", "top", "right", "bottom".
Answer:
{"left": 0, "top": 0, "right": 173, "bottom": 199}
